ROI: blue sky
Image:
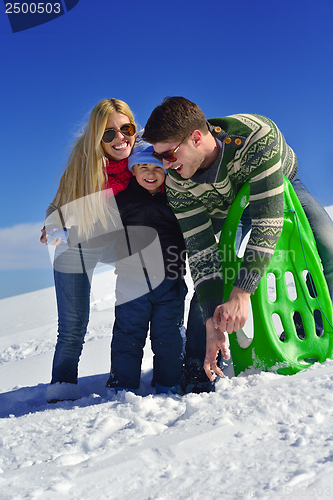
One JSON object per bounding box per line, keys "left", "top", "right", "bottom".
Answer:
{"left": 0, "top": 0, "right": 333, "bottom": 299}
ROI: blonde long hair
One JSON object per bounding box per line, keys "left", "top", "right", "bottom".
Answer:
{"left": 52, "top": 99, "right": 136, "bottom": 239}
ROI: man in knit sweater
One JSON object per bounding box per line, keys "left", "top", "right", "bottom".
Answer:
{"left": 143, "top": 96, "right": 333, "bottom": 387}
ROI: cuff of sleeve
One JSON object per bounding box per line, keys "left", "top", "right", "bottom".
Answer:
{"left": 234, "top": 269, "right": 262, "bottom": 294}
{"left": 200, "top": 299, "right": 222, "bottom": 324}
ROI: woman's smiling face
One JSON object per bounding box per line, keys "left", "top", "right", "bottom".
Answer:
{"left": 131, "top": 164, "right": 166, "bottom": 194}
{"left": 102, "top": 112, "right": 135, "bottom": 161}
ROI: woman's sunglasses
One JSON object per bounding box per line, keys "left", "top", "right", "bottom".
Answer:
{"left": 151, "top": 133, "right": 191, "bottom": 163}
{"left": 102, "top": 123, "right": 136, "bottom": 143}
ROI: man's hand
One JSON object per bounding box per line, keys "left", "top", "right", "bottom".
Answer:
{"left": 213, "top": 287, "right": 250, "bottom": 334}
{"left": 204, "top": 318, "right": 230, "bottom": 381}
{"left": 203, "top": 287, "right": 251, "bottom": 381}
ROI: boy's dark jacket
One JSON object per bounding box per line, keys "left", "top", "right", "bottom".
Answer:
{"left": 114, "top": 178, "right": 186, "bottom": 279}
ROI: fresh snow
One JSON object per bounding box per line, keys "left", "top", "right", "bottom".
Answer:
{"left": 1, "top": 206, "right": 333, "bottom": 500}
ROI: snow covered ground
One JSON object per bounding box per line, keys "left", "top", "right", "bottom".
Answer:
{"left": 0, "top": 207, "right": 333, "bottom": 500}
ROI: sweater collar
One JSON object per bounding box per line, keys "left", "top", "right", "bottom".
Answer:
{"left": 190, "top": 121, "right": 225, "bottom": 184}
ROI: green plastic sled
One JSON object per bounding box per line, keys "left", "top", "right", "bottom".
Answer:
{"left": 218, "top": 176, "right": 333, "bottom": 376}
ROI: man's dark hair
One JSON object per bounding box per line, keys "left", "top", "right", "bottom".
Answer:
{"left": 143, "top": 96, "right": 208, "bottom": 144}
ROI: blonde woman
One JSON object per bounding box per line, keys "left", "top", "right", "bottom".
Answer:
{"left": 41, "top": 99, "right": 136, "bottom": 403}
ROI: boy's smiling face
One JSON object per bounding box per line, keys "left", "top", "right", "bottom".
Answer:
{"left": 132, "top": 164, "right": 165, "bottom": 194}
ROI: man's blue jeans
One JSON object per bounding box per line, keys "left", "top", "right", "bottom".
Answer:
{"left": 184, "top": 177, "right": 333, "bottom": 377}
{"left": 292, "top": 177, "right": 333, "bottom": 301}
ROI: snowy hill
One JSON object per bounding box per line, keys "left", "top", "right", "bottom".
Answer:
{"left": 0, "top": 207, "right": 333, "bottom": 499}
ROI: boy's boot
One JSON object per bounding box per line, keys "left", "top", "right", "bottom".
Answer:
{"left": 155, "top": 383, "right": 177, "bottom": 395}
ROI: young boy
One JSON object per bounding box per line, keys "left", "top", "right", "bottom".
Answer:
{"left": 106, "top": 133, "right": 187, "bottom": 394}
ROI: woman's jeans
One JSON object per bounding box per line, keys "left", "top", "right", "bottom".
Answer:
{"left": 50, "top": 242, "right": 115, "bottom": 385}
{"left": 184, "top": 177, "right": 333, "bottom": 378}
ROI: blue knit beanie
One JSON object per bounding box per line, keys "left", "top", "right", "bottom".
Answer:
{"left": 128, "top": 132, "right": 166, "bottom": 172}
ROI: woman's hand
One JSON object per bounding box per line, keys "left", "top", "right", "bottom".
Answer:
{"left": 40, "top": 226, "right": 67, "bottom": 246}
{"left": 40, "top": 227, "right": 47, "bottom": 244}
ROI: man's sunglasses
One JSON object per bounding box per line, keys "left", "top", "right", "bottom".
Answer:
{"left": 102, "top": 123, "right": 136, "bottom": 143}
{"left": 151, "top": 133, "right": 191, "bottom": 163}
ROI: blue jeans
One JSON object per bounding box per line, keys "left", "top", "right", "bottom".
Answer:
{"left": 50, "top": 242, "right": 115, "bottom": 385}
{"left": 184, "top": 177, "right": 333, "bottom": 376}
{"left": 292, "top": 177, "right": 333, "bottom": 301}
{"left": 107, "top": 277, "right": 187, "bottom": 390}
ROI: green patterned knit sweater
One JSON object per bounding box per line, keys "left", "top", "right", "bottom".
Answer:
{"left": 165, "top": 114, "right": 298, "bottom": 322}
